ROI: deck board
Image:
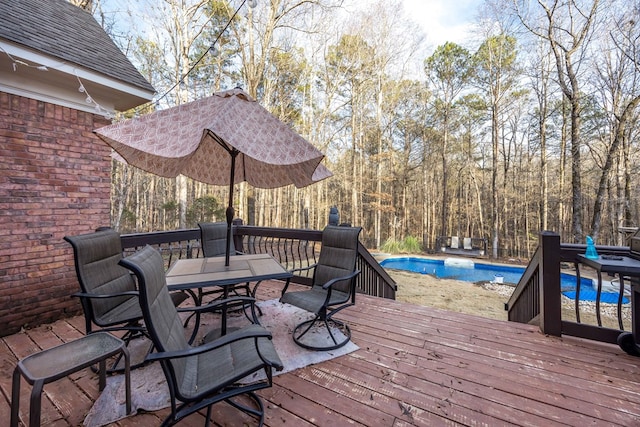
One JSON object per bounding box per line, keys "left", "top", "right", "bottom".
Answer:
{"left": 349, "top": 298, "right": 640, "bottom": 425}
{"left": 2, "top": 280, "right": 640, "bottom": 426}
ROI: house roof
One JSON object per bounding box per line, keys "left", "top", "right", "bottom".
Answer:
{"left": 0, "top": 0, "right": 155, "bottom": 113}
{"left": 0, "top": 0, "right": 155, "bottom": 108}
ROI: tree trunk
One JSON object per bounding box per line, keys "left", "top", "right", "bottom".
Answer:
{"left": 492, "top": 106, "right": 499, "bottom": 258}
{"left": 559, "top": 96, "right": 568, "bottom": 240}
{"left": 570, "top": 99, "right": 583, "bottom": 243}
{"left": 441, "top": 117, "right": 449, "bottom": 238}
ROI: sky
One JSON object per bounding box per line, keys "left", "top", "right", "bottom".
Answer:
{"left": 400, "top": 0, "right": 482, "bottom": 48}
{"left": 97, "top": 0, "right": 486, "bottom": 84}
{"left": 101, "top": 0, "right": 483, "bottom": 51}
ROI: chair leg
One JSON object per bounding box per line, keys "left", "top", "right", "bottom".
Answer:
{"left": 292, "top": 316, "right": 352, "bottom": 351}
{"left": 204, "top": 406, "right": 212, "bottom": 427}
{"left": 242, "top": 301, "right": 261, "bottom": 325}
{"left": 248, "top": 282, "right": 263, "bottom": 316}
{"left": 191, "top": 393, "right": 265, "bottom": 427}
{"left": 325, "top": 318, "right": 351, "bottom": 348}
{"left": 225, "top": 392, "right": 265, "bottom": 426}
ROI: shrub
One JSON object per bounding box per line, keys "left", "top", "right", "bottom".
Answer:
{"left": 381, "top": 238, "right": 402, "bottom": 253}
{"left": 403, "top": 236, "right": 422, "bottom": 253}
{"left": 380, "top": 236, "right": 422, "bottom": 254}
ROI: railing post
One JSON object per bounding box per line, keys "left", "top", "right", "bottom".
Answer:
{"left": 232, "top": 218, "right": 244, "bottom": 252}
{"left": 539, "top": 231, "right": 562, "bottom": 336}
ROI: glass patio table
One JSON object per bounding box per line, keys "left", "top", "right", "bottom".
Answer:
{"left": 166, "top": 253, "right": 292, "bottom": 335}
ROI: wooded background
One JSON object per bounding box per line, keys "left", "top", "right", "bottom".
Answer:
{"left": 79, "top": 0, "right": 640, "bottom": 259}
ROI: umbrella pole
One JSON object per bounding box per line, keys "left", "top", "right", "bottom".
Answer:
{"left": 225, "top": 150, "right": 239, "bottom": 266}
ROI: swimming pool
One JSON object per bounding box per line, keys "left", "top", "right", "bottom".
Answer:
{"left": 380, "top": 257, "right": 628, "bottom": 304}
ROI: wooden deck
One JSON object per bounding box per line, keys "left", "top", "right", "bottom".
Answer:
{"left": 2, "top": 281, "right": 640, "bottom": 426}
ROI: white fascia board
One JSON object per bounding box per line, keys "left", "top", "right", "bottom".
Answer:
{"left": 0, "top": 40, "right": 155, "bottom": 104}
{"left": 0, "top": 80, "right": 116, "bottom": 117}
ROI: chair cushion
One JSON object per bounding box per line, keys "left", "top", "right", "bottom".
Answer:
{"left": 65, "top": 229, "right": 138, "bottom": 319}
{"left": 178, "top": 324, "right": 283, "bottom": 399}
{"left": 94, "top": 294, "right": 141, "bottom": 326}
{"left": 280, "top": 288, "right": 350, "bottom": 313}
{"left": 314, "top": 226, "right": 361, "bottom": 293}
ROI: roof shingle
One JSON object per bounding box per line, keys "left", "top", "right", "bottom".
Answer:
{"left": 0, "top": 0, "right": 155, "bottom": 93}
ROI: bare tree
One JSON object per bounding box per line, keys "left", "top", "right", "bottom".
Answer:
{"left": 356, "top": 0, "right": 425, "bottom": 247}
{"left": 589, "top": 3, "right": 640, "bottom": 240}
{"left": 473, "top": 33, "right": 521, "bottom": 258}
{"left": 425, "top": 42, "right": 473, "bottom": 239}
{"left": 513, "top": 0, "right": 601, "bottom": 243}
{"left": 526, "top": 40, "right": 556, "bottom": 233}
{"left": 226, "top": 0, "right": 342, "bottom": 225}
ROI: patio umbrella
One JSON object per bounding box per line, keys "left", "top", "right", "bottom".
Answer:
{"left": 94, "top": 88, "right": 332, "bottom": 265}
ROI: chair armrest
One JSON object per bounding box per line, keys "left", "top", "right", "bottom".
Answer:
{"left": 146, "top": 324, "right": 272, "bottom": 361}
{"left": 72, "top": 290, "right": 139, "bottom": 299}
{"left": 281, "top": 263, "right": 319, "bottom": 297}
{"left": 321, "top": 269, "right": 360, "bottom": 290}
{"left": 289, "top": 263, "right": 318, "bottom": 275}
{"left": 280, "top": 263, "right": 324, "bottom": 299}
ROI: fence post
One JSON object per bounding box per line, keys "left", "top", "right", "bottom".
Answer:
{"left": 539, "top": 231, "right": 562, "bottom": 336}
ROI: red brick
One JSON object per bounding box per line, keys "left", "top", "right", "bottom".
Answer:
{"left": 0, "top": 92, "right": 111, "bottom": 336}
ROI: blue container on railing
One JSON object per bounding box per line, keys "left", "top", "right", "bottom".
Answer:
{"left": 585, "top": 236, "right": 599, "bottom": 260}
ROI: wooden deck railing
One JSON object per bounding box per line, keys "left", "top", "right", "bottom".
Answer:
{"left": 120, "top": 225, "right": 397, "bottom": 300}
{"left": 506, "top": 231, "right": 632, "bottom": 344}
{"left": 506, "top": 231, "right": 561, "bottom": 336}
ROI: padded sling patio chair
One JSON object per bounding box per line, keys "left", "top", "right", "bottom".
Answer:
{"left": 120, "top": 245, "right": 283, "bottom": 427}
{"left": 198, "top": 222, "right": 264, "bottom": 317}
{"left": 280, "top": 225, "right": 362, "bottom": 351}
{"left": 64, "top": 228, "right": 188, "bottom": 371}
{"left": 198, "top": 222, "right": 251, "bottom": 301}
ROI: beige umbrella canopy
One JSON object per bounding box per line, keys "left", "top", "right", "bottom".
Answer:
{"left": 95, "top": 88, "right": 332, "bottom": 264}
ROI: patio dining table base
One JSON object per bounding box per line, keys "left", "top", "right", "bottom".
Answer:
{"left": 166, "top": 253, "right": 292, "bottom": 337}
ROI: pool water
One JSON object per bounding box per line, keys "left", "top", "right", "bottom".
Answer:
{"left": 380, "top": 257, "right": 628, "bottom": 304}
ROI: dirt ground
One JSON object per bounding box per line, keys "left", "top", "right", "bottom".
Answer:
{"left": 388, "top": 269, "right": 511, "bottom": 320}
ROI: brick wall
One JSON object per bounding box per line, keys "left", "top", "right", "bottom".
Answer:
{"left": 0, "top": 91, "right": 112, "bottom": 336}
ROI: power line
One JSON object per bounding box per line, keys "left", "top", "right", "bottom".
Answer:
{"left": 153, "top": 0, "right": 256, "bottom": 107}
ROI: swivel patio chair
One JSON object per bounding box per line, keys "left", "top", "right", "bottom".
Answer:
{"left": 120, "top": 245, "right": 283, "bottom": 427}
{"left": 280, "top": 225, "right": 362, "bottom": 351}
{"left": 64, "top": 228, "right": 187, "bottom": 371}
